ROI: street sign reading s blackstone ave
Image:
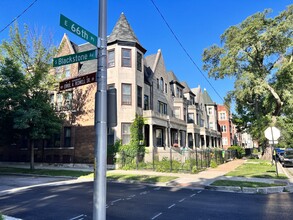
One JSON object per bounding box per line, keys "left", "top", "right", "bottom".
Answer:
{"left": 60, "top": 14, "right": 98, "bottom": 46}
{"left": 53, "top": 49, "right": 96, "bottom": 67}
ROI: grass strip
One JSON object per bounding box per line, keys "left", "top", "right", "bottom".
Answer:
{"left": 0, "top": 167, "right": 91, "bottom": 177}
{"left": 0, "top": 167, "right": 177, "bottom": 183}
{"left": 107, "top": 173, "right": 178, "bottom": 183}
{"left": 211, "top": 180, "right": 287, "bottom": 188}
{"left": 225, "top": 159, "right": 287, "bottom": 179}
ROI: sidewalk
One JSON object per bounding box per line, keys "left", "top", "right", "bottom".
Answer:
{"left": 108, "top": 159, "right": 247, "bottom": 188}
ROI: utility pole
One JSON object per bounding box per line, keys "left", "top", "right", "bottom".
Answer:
{"left": 93, "top": 0, "right": 107, "bottom": 220}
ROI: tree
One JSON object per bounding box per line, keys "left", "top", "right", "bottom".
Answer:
{"left": 202, "top": 5, "right": 293, "bottom": 146}
{"left": 0, "top": 23, "right": 63, "bottom": 169}
{"left": 0, "top": 59, "right": 26, "bottom": 145}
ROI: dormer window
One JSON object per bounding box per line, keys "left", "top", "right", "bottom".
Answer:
{"left": 122, "top": 48, "right": 131, "bottom": 67}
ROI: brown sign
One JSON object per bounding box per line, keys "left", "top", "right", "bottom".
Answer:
{"left": 59, "top": 72, "right": 96, "bottom": 91}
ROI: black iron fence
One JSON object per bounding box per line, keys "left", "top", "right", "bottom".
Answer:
{"left": 119, "top": 148, "right": 236, "bottom": 173}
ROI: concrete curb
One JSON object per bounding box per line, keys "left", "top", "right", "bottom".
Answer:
{"left": 3, "top": 215, "right": 22, "bottom": 220}
{"left": 204, "top": 185, "right": 293, "bottom": 194}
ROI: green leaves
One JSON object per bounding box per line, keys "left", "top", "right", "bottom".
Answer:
{"left": 202, "top": 5, "right": 293, "bottom": 145}
{"left": 0, "top": 24, "right": 62, "bottom": 144}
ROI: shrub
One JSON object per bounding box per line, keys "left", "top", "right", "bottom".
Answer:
{"left": 228, "top": 146, "right": 245, "bottom": 158}
{"left": 210, "top": 159, "right": 218, "bottom": 168}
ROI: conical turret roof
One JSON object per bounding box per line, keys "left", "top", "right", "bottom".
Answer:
{"left": 108, "top": 13, "right": 140, "bottom": 44}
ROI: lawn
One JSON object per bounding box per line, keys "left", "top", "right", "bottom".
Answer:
{"left": 225, "top": 159, "right": 287, "bottom": 179}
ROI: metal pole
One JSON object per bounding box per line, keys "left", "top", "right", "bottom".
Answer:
{"left": 93, "top": 0, "right": 107, "bottom": 220}
{"left": 270, "top": 127, "right": 278, "bottom": 177}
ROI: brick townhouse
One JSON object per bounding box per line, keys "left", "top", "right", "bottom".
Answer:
{"left": 0, "top": 13, "right": 223, "bottom": 163}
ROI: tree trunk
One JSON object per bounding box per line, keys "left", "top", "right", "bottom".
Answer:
{"left": 30, "top": 140, "right": 35, "bottom": 170}
{"left": 266, "top": 83, "right": 283, "bottom": 117}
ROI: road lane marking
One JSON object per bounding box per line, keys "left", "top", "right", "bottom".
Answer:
{"left": 111, "top": 198, "right": 122, "bottom": 205}
{"left": 140, "top": 191, "right": 149, "bottom": 195}
{"left": 154, "top": 187, "right": 161, "bottom": 191}
{"left": 190, "top": 193, "right": 196, "bottom": 197}
{"left": 168, "top": 204, "right": 176, "bottom": 209}
{"left": 179, "top": 198, "right": 186, "bottom": 202}
{"left": 151, "top": 212, "right": 162, "bottom": 219}
{"left": 69, "top": 214, "right": 87, "bottom": 220}
{"left": 198, "top": 190, "right": 202, "bottom": 194}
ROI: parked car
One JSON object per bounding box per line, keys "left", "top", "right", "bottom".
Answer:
{"left": 281, "top": 149, "right": 293, "bottom": 167}
{"left": 275, "top": 148, "right": 285, "bottom": 163}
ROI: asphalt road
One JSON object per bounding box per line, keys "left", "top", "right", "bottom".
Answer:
{"left": 1, "top": 180, "right": 293, "bottom": 220}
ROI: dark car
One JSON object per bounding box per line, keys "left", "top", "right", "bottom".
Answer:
{"left": 281, "top": 149, "right": 293, "bottom": 167}
{"left": 275, "top": 148, "right": 285, "bottom": 163}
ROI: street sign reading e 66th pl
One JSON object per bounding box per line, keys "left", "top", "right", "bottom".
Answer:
{"left": 53, "top": 49, "right": 96, "bottom": 67}
{"left": 60, "top": 14, "right": 97, "bottom": 46}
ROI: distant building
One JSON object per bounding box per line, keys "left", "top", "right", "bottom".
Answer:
{"left": 217, "top": 104, "right": 233, "bottom": 150}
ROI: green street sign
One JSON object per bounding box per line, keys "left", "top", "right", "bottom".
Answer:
{"left": 60, "top": 14, "right": 97, "bottom": 46}
{"left": 53, "top": 49, "right": 97, "bottom": 67}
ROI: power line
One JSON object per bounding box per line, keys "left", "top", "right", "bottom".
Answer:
{"left": 150, "top": 0, "right": 225, "bottom": 104}
{"left": 0, "top": 0, "right": 39, "bottom": 34}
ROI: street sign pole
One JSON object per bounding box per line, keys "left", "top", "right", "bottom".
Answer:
{"left": 93, "top": 0, "right": 107, "bottom": 220}
{"left": 270, "top": 127, "right": 278, "bottom": 177}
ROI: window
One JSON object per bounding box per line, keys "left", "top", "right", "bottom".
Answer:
{"left": 55, "top": 67, "right": 62, "bottom": 79}
{"left": 122, "top": 83, "right": 131, "bottom": 105}
{"left": 221, "top": 125, "right": 227, "bottom": 132}
{"left": 122, "top": 123, "right": 131, "bottom": 145}
{"left": 64, "top": 127, "right": 71, "bottom": 147}
{"left": 209, "top": 122, "right": 214, "bottom": 129}
{"left": 107, "top": 127, "right": 114, "bottom": 145}
{"left": 159, "top": 77, "right": 164, "bottom": 91}
{"left": 208, "top": 107, "right": 212, "bottom": 115}
{"left": 137, "top": 52, "right": 142, "bottom": 71}
{"left": 165, "top": 83, "right": 167, "bottom": 93}
{"left": 122, "top": 48, "right": 131, "bottom": 67}
{"left": 137, "top": 86, "right": 142, "bottom": 108}
{"left": 174, "top": 108, "right": 180, "bottom": 119}
{"left": 200, "top": 119, "right": 204, "bottom": 127}
{"left": 46, "top": 133, "right": 60, "bottom": 148}
{"left": 222, "top": 137, "right": 228, "bottom": 145}
{"left": 144, "top": 95, "right": 149, "bottom": 110}
{"left": 57, "top": 93, "right": 62, "bottom": 111}
{"left": 158, "top": 101, "right": 167, "bottom": 115}
{"left": 156, "top": 129, "right": 163, "bottom": 146}
{"left": 108, "top": 49, "right": 115, "bottom": 67}
{"left": 188, "top": 113, "right": 194, "bottom": 123}
{"left": 219, "top": 112, "right": 226, "bottom": 120}
{"left": 196, "top": 113, "right": 200, "bottom": 125}
{"left": 64, "top": 91, "right": 73, "bottom": 110}
{"left": 183, "top": 108, "right": 186, "bottom": 121}
{"left": 157, "top": 78, "right": 159, "bottom": 89}
{"left": 65, "top": 65, "right": 71, "bottom": 78}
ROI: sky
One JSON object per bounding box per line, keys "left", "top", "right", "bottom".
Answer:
{"left": 0, "top": 0, "right": 292, "bottom": 106}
